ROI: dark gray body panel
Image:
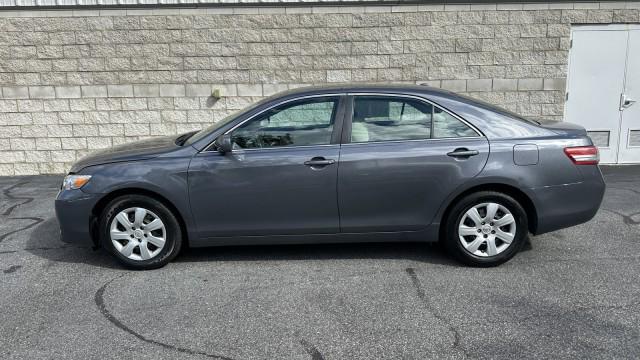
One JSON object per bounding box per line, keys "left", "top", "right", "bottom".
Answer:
{"left": 55, "top": 84, "right": 605, "bottom": 249}
{"left": 68, "top": 135, "right": 188, "bottom": 173}
{"left": 337, "top": 137, "right": 489, "bottom": 233}
{"left": 189, "top": 145, "right": 341, "bottom": 237}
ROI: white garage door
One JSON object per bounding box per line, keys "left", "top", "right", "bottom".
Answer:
{"left": 565, "top": 25, "right": 640, "bottom": 164}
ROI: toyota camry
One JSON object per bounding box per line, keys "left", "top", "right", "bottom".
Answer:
{"left": 55, "top": 85, "right": 605, "bottom": 269}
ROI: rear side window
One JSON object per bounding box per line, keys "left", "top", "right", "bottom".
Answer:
{"left": 433, "top": 106, "right": 479, "bottom": 138}
{"left": 231, "top": 97, "right": 338, "bottom": 149}
{"left": 351, "top": 97, "right": 432, "bottom": 143}
{"left": 351, "top": 96, "right": 478, "bottom": 143}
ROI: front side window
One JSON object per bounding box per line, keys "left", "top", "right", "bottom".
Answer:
{"left": 231, "top": 97, "right": 338, "bottom": 149}
{"left": 350, "top": 96, "right": 478, "bottom": 143}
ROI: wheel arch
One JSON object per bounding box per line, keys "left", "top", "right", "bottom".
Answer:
{"left": 90, "top": 187, "right": 190, "bottom": 249}
{"left": 438, "top": 182, "right": 539, "bottom": 238}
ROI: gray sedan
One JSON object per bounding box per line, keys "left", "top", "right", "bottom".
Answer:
{"left": 55, "top": 85, "right": 605, "bottom": 269}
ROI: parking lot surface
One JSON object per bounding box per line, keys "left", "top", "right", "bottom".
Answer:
{"left": 0, "top": 166, "right": 639, "bottom": 360}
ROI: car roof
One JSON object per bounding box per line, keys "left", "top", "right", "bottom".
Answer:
{"left": 273, "top": 83, "right": 456, "bottom": 99}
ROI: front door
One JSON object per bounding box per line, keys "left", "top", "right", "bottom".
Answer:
{"left": 565, "top": 25, "right": 640, "bottom": 163}
{"left": 188, "top": 95, "right": 344, "bottom": 239}
{"left": 337, "top": 95, "right": 489, "bottom": 233}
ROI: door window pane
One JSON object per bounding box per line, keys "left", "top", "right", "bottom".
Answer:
{"left": 232, "top": 98, "right": 338, "bottom": 149}
{"left": 351, "top": 97, "right": 433, "bottom": 143}
{"left": 433, "top": 107, "right": 478, "bottom": 138}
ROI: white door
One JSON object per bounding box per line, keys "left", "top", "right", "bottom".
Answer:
{"left": 619, "top": 30, "right": 640, "bottom": 163}
{"left": 565, "top": 25, "right": 640, "bottom": 164}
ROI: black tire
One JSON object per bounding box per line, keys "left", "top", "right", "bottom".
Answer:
{"left": 444, "top": 191, "right": 528, "bottom": 267}
{"left": 100, "top": 194, "right": 182, "bottom": 270}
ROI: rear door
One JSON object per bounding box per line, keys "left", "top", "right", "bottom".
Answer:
{"left": 337, "top": 94, "right": 489, "bottom": 233}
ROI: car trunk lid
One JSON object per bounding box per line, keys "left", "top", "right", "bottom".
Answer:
{"left": 540, "top": 121, "right": 588, "bottom": 136}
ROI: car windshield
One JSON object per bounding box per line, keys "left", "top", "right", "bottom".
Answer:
{"left": 184, "top": 96, "right": 273, "bottom": 146}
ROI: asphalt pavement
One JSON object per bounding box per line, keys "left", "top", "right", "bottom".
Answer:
{"left": 0, "top": 166, "right": 639, "bottom": 359}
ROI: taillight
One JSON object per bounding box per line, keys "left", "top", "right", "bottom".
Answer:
{"left": 564, "top": 146, "right": 599, "bottom": 165}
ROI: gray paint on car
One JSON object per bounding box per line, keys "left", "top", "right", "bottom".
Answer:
{"left": 55, "top": 84, "right": 605, "bottom": 252}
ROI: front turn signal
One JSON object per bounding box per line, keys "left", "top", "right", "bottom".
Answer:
{"left": 62, "top": 175, "right": 92, "bottom": 190}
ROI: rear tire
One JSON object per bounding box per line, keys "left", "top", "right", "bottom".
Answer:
{"left": 100, "top": 194, "right": 182, "bottom": 270}
{"left": 444, "top": 191, "right": 528, "bottom": 267}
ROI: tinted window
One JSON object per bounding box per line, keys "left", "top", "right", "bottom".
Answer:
{"left": 433, "top": 106, "right": 478, "bottom": 138}
{"left": 231, "top": 97, "right": 338, "bottom": 149}
{"left": 351, "top": 96, "right": 478, "bottom": 143}
{"left": 351, "top": 97, "right": 433, "bottom": 143}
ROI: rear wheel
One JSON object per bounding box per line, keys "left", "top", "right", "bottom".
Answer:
{"left": 444, "top": 191, "right": 528, "bottom": 267}
{"left": 100, "top": 195, "right": 182, "bottom": 270}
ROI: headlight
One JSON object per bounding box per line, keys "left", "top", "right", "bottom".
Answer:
{"left": 62, "top": 175, "right": 92, "bottom": 190}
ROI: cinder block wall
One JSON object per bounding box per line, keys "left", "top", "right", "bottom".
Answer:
{"left": 0, "top": 2, "right": 638, "bottom": 175}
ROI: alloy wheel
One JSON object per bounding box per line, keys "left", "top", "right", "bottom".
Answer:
{"left": 109, "top": 207, "right": 166, "bottom": 261}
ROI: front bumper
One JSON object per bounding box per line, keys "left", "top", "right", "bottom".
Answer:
{"left": 532, "top": 171, "right": 606, "bottom": 235}
{"left": 55, "top": 189, "right": 100, "bottom": 246}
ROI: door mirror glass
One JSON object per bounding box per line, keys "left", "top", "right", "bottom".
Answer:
{"left": 214, "top": 133, "right": 233, "bottom": 153}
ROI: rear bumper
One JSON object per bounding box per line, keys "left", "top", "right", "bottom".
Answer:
{"left": 531, "top": 170, "right": 606, "bottom": 235}
{"left": 55, "top": 189, "right": 100, "bottom": 246}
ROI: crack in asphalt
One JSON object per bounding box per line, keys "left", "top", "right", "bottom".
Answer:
{"left": 3, "top": 265, "right": 22, "bottom": 274}
{"left": 95, "top": 275, "right": 236, "bottom": 360}
{"left": 2, "top": 181, "right": 34, "bottom": 216}
{"left": 601, "top": 208, "right": 640, "bottom": 226}
{"left": 603, "top": 185, "right": 640, "bottom": 225}
{"left": 608, "top": 186, "right": 640, "bottom": 196}
{"left": 0, "top": 217, "right": 45, "bottom": 243}
{"left": 0, "top": 181, "right": 45, "bottom": 244}
{"left": 96, "top": 275, "right": 328, "bottom": 360}
{"left": 299, "top": 339, "right": 325, "bottom": 360}
{"left": 405, "top": 267, "right": 468, "bottom": 359}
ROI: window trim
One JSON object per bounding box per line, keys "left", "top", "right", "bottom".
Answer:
{"left": 203, "top": 93, "right": 346, "bottom": 152}
{"left": 342, "top": 93, "right": 484, "bottom": 145}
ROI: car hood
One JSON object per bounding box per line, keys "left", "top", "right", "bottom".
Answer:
{"left": 70, "top": 135, "right": 179, "bottom": 172}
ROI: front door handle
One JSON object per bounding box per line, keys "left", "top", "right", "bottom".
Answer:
{"left": 304, "top": 157, "right": 336, "bottom": 167}
{"left": 447, "top": 148, "right": 479, "bottom": 158}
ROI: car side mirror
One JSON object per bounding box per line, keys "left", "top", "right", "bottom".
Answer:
{"left": 214, "top": 133, "right": 233, "bottom": 154}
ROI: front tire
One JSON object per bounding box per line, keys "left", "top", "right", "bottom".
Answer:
{"left": 100, "top": 194, "right": 182, "bottom": 270}
{"left": 444, "top": 191, "right": 528, "bottom": 267}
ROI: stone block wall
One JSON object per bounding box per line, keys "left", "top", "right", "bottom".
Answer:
{"left": 0, "top": 2, "right": 639, "bottom": 175}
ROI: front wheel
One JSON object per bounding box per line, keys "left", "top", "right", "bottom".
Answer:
{"left": 444, "top": 191, "right": 528, "bottom": 267}
{"left": 100, "top": 195, "right": 182, "bottom": 270}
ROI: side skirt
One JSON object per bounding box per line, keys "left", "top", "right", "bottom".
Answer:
{"left": 189, "top": 226, "right": 440, "bottom": 248}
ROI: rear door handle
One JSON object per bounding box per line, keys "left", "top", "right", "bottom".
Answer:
{"left": 304, "top": 157, "right": 335, "bottom": 167}
{"left": 447, "top": 148, "right": 479, "bottom": 158}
